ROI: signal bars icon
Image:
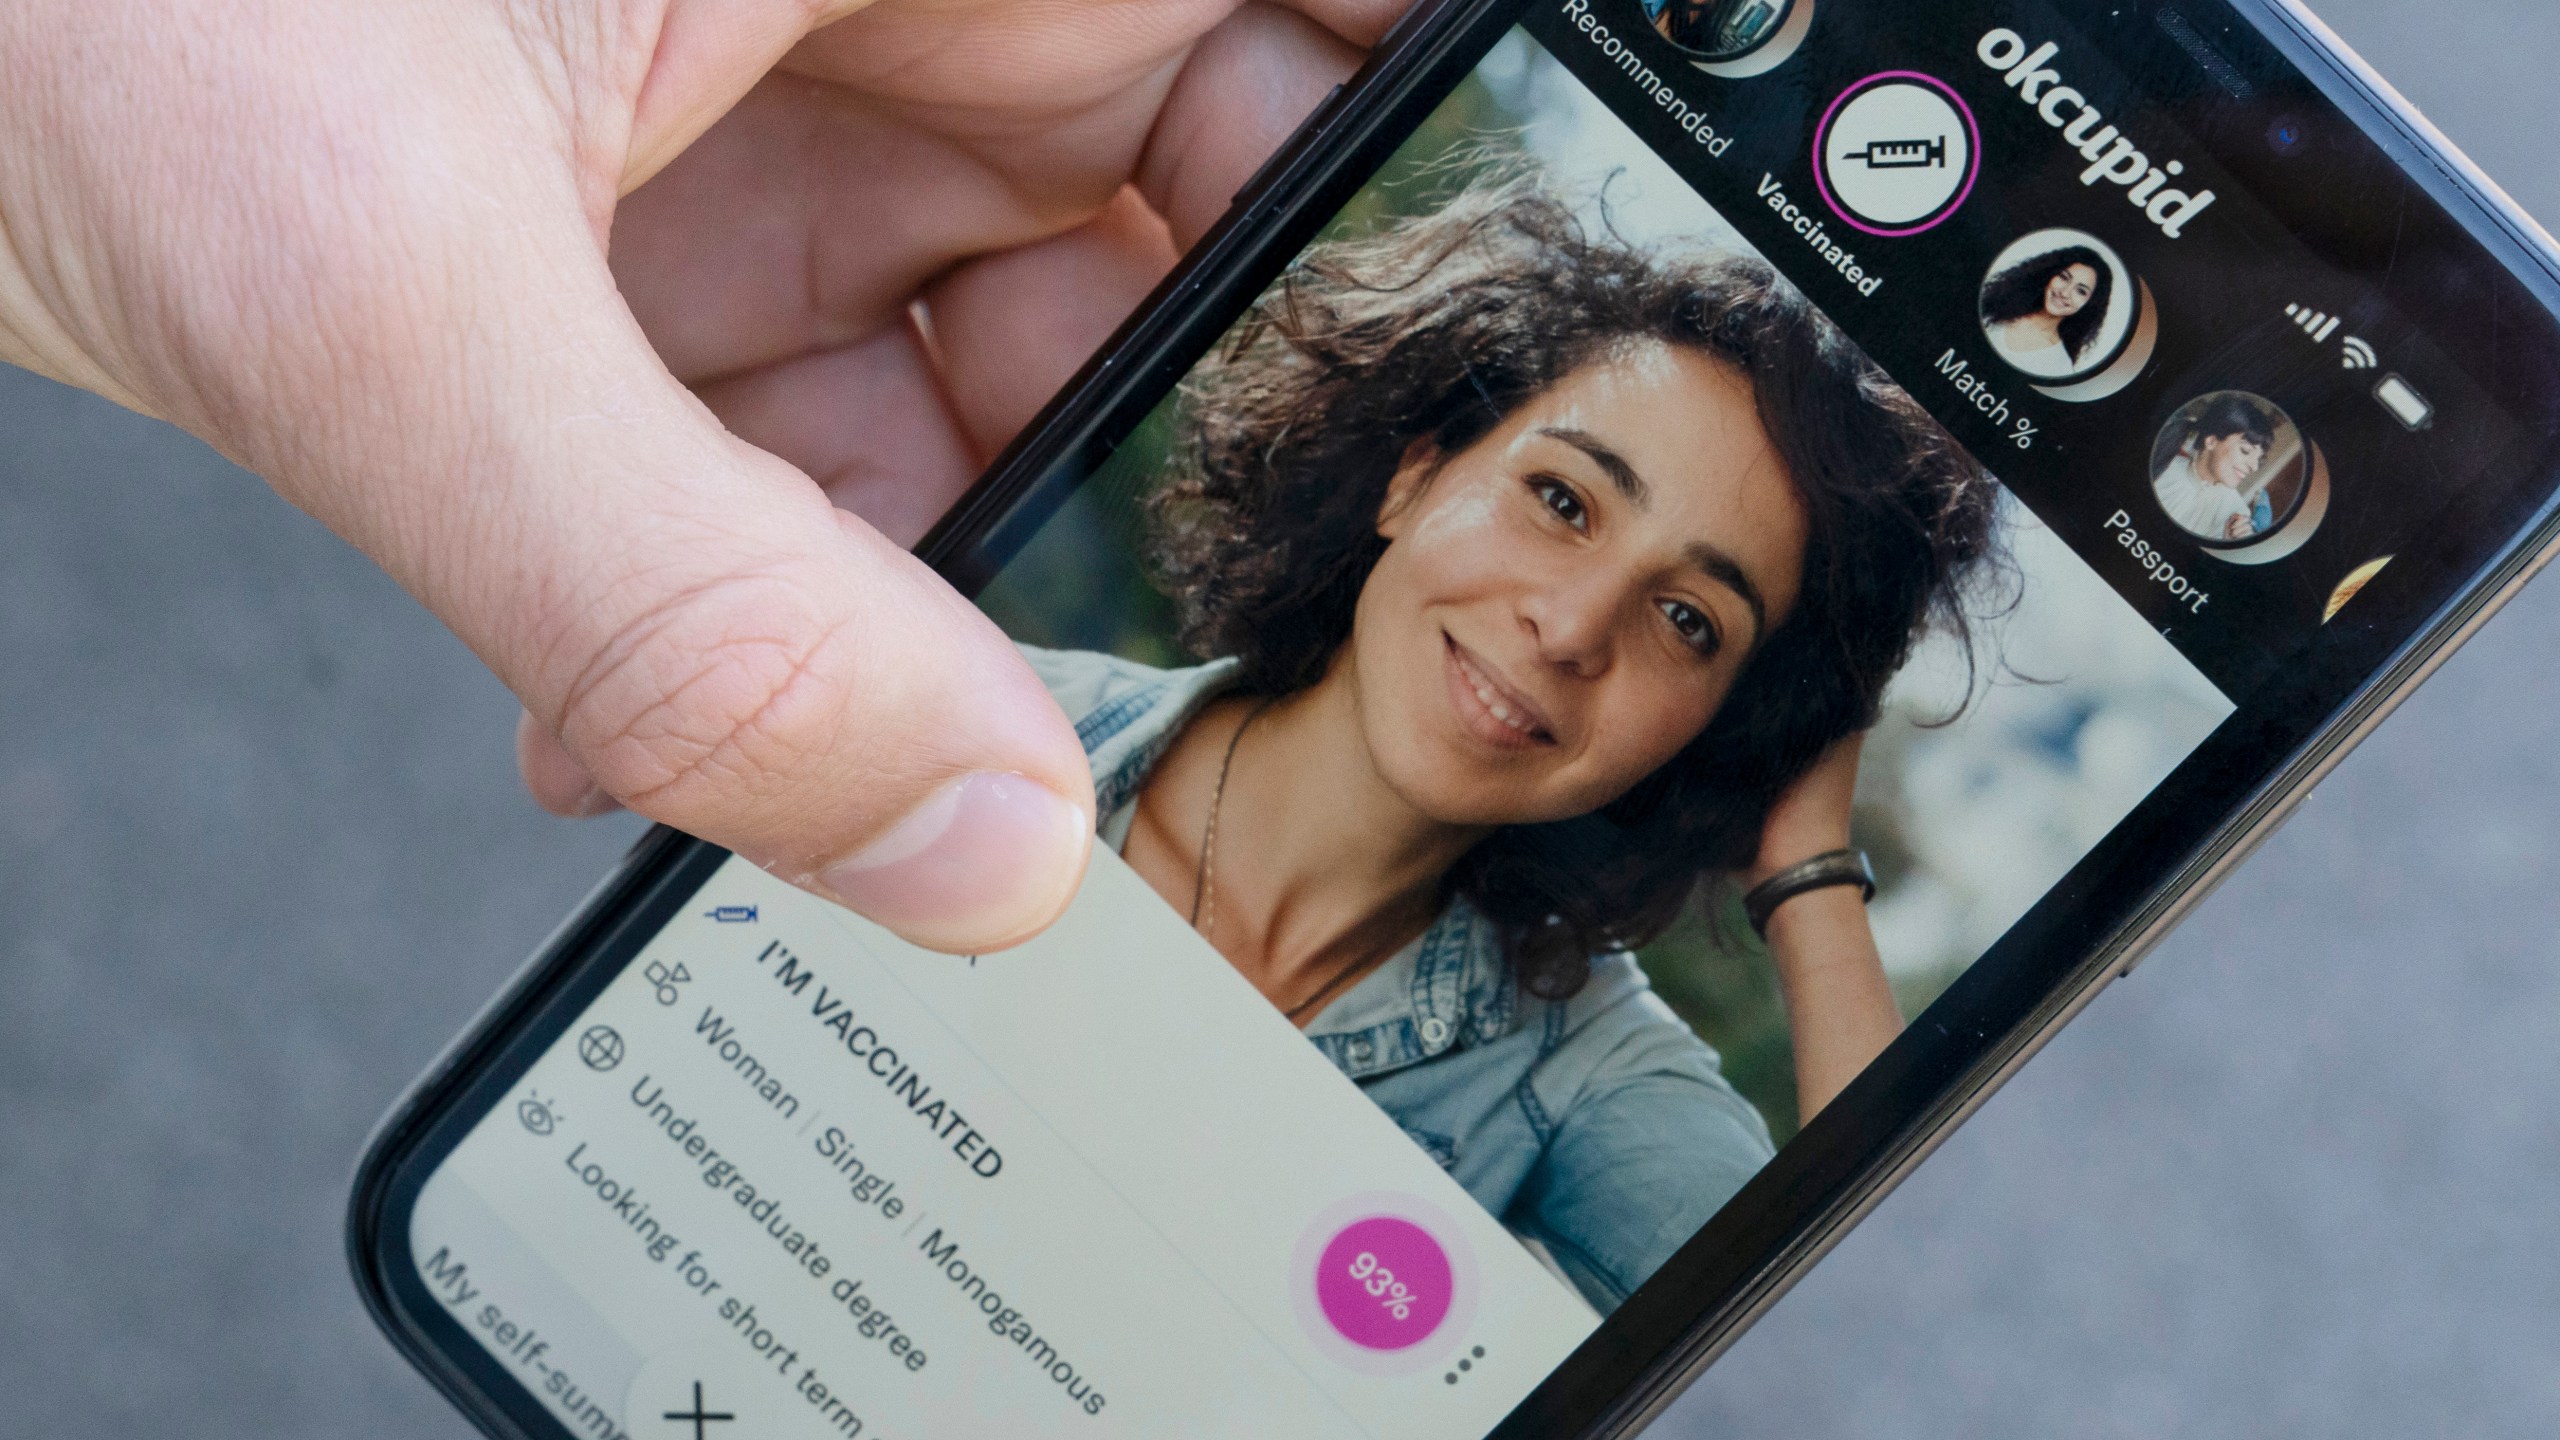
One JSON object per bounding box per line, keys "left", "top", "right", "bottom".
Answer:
{"left": 2287, "top": 303, "right": 2380, "bottom": 370}
{"left": 2285, "top": 302, "right": 2343, "bottom": 343}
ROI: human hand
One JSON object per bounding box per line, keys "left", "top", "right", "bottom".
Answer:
{"left": 0, "top": 0, "right": 1383, "bottom": 951}
{"left": 1744, "top": 735, "right": 1864, "bottom": 889}
{"left": 1743, "top": 735, "right": 1897, "bottom": 1121}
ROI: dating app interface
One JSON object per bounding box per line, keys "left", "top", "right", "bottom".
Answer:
{"left": 403, "top": 3, "right": 2532, "bottom": 1438}
{"left": 414, "top": 853, "right": 1596, "bottom": 1439}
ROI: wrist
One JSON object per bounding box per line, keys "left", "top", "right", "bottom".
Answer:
{"left": 1760, "top": 885, "right": 1874, "bottom": 968}
{"left": 1742, "top": 848, "right": 1874, "bottom": 938}
{"left": 1743, "top": 829, "right": 1855, "bottom": 889}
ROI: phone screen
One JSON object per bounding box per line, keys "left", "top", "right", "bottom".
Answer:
{"left": 370, "top": 2, "right": 2559, "bottom": 1437}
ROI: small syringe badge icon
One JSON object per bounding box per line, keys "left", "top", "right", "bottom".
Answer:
{"left": 704, "top": 904, "right": 759, "bottom": 923}
{"left": 1841, "top": 136, "right": 1947, "bottom": 169}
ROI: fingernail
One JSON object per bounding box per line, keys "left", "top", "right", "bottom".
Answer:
{"left": 817, "top": 772, "right": 1091, "bottom": 953}
{"left": 569, "top": 784, "right": 624, "bottom": 819}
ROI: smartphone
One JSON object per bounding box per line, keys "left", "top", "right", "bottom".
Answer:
{"left": 348, "top": 1, "right": 2560, "bottom": 1436}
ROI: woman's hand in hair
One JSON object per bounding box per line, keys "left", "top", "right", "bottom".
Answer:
{"left": 1745, "top": 736, "right": 1865, "bottom": 889}
{"left": 1749, "top": 737, "right": 1905, "bottom": 1123}
{"left": 0, "top": 0, "right": 1393, "bottom": 953}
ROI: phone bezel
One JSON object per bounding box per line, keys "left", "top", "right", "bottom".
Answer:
{"left": 349, "top": 2, "right": 2560, "bottom": 1436}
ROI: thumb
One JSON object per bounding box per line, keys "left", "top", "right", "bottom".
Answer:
{"left": 512, "top": 461, "right": 1099, "bottom": 955}
{"left": 213, "top": 107, "right": 1095, "bottom": 956}
{"left": 0, "top": 1, "right": 1093, "bottom": 950}
{"left": 468, "top": 351, "right": 1095, "bottom": 952}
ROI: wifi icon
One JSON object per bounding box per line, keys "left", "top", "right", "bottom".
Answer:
{"left": 2341, "top": 336, "right": 2378, "bottom": 370}
{"left": 2285, "top": 303, "right": 2344, "bottom": 343}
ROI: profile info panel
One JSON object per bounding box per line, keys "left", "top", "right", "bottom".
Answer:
{"left": 400, "top": 0, "right": 2513, "bottom": 1432}
{"left": 415, "top": 854, "right": 1595, "bottom": 1438}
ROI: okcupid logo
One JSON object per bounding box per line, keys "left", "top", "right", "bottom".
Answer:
{"left": 1976, "top": 29, "right": 2217, "bottom": 239}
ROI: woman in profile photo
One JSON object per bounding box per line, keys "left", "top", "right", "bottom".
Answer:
{"left": 1021, "top": 170, "right": 2003, "bottom": 1312}
{"left": 2151, "top": 394, "right": 2276, "bottom": 542}
{"left": 1979, "top": 244, "right": 2114, "bottom": 379}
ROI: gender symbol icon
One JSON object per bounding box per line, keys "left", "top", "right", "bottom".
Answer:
{"left": 1815, "top": 72, "right": 1980, "bottom": 236}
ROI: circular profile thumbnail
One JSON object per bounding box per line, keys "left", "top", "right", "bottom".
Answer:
{"left": 1645, "top": 0, "right": 1814, "bottom": 76}
{"left": 2323, "top": 555, "right": 2393, "bottom": 623}
{"left": 1814, "top": 73, "right": 1980, "bottom": 238}
{"left": 1978, "top": 229, "right": 2155, "bottom": 400}
{"left": 2149, "top": 391, "right": 2329, "bottom": 563}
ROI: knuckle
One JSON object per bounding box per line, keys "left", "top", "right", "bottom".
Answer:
{"left": 548, "top": 567, "right": 857, "bottom": 831}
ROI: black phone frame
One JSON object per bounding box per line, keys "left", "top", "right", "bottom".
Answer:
{"left": 350, "top": 1, "right": 2560, "bottom": 1436}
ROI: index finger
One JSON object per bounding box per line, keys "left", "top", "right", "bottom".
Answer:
{"left": 1134, "top": 0, "right": 1370, "bottom": 246}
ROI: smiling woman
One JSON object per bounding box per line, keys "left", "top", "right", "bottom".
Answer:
{"left": 1003, "top": 167, "right": 2002, "bottom": 1311}
{"left": 1979, "top": 242, "right": 2118, "bottom": 378}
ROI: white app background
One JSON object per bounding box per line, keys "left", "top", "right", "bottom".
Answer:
{"left": 410, "top": 850, "right": 1598, "bottom": 1440}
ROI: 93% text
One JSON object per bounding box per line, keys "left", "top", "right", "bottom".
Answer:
{"left": 1348, "top": 1251, "right": 1418, "bottom": 1322}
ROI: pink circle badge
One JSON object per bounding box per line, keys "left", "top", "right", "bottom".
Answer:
{"left": 1314, "top": 1216, "right": 1454, "bottom": 1351}
{"left": 1293, "top": 1194, "right": 1478, "bottom": 1373}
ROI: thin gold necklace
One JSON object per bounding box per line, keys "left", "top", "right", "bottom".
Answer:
{"left": 1189, "top": 698, "right": 1275, "bottom": 938}
{"left": 1189, "top": 698, "right": 1363, "bottom": 1022}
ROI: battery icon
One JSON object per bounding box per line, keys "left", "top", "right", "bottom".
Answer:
{"left": 2373, "top": 373, "right": 2434, "bottom": 431}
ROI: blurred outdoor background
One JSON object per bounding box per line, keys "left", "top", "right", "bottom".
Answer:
{"left": 7, "top": 1, "right": 2560, "bottom": 1437}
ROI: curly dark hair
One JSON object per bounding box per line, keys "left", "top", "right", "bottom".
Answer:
{"left": 1146, "top": 172, "right": 2002, "bottom": 999}
{"left": 1979, "top": 245, "right": 2115, "bottom": 364}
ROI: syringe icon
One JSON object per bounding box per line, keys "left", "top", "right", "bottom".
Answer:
{"left": 1840, "top": 136, "right": 1947, "bottom": 169}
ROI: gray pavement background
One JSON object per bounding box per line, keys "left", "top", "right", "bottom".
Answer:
{"left": 2, "top": 1, "right": 2555, "bottom": 1435}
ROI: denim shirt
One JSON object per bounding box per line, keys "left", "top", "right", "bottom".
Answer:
{"left": 1023, "top": 645, "right": 1776, "bottom": 1312}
